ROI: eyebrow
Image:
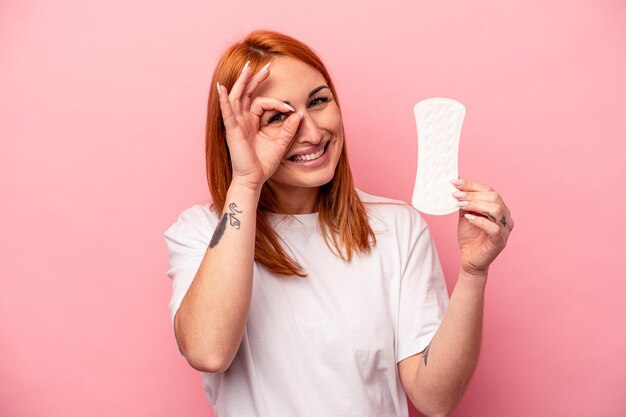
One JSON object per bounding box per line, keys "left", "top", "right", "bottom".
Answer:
{"left": 282, "top": 85, "right": 329, "bottom": 107}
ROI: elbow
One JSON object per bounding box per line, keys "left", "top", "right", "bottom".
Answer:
{"left": 177, "top": 338, "right": 231, "bottom": 373}
{"left": 417, "top": 404, "right": 450, "bottom": 417}
{"left": 184, "top": 350, "right": 229, "bottom": 373}
{"left": 422, "top": 394, "right": 463, "bottom": 417}
{"left": 411, "top": 373, "right": 468, "bottom": 417}
{"left": 428, "top": 409, "right": 452, "bottom": 417}
{"left": 420, "top": 405, "right": 454, "bottom": 417}
{"left": 174, "top": 314, "right": 230, "bottom": 373}
{"left": 412, "top": 391, "right": 459, "bottom": 417}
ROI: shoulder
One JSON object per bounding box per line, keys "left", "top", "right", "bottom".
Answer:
{"left": 356, "top": 188, "right": 428, "bottom": 234}
{"left": 163, "top": 201, "right": 221, "bottom": 239}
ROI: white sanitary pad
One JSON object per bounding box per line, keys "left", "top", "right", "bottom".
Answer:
{"left": 411, "top": 98, "right": 466, "bottom": 215}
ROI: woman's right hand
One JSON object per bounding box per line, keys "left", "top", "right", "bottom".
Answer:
{"left": 216, "top": 61, "right": 303, "bottom": 191}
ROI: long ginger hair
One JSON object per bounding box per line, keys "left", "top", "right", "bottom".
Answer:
{"left": 206, "top": 29, "right": 376, "bottom": 277}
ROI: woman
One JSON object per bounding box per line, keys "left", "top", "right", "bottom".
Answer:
{"left": 164, "top": 29, "right": 513, "bottom": 417}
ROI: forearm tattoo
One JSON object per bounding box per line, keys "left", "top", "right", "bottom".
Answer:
{"left": 423, "top": 343, "right": 431, "bottom": 366}
{"left": 208, "top": 202, "right": 242, "bottom": 248}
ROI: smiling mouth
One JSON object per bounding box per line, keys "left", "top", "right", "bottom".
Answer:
{"left": 288, "top": 142, "right": 330, "bottom": 163}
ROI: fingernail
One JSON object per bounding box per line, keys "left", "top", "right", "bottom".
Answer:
{"left": 283, "top": 103, "right": 295, "bottom": 111}
{"left": 457, "top": 201, "right": 469, "bottom": 207}
{"left": 241, "top": 61, "right": 250, "bottom": 74}
{"left": 452, "top": 191, "right": 466, "bottom": 198}
{"left": 259, "top": 62, "right": 271, "bottom": 73}
{"left": 450, "top": 178, "right": 464, "bottom": 186}
{"left": 464, "top": 213, "right": 476, "bottom": 220}
{"left": 216, "top": 82, "right": 221, "bottom": 94}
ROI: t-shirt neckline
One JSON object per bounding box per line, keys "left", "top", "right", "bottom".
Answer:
{"left": 267, "top": 211, "right": 319, "bottom": 227}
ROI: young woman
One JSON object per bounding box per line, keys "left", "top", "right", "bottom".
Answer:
{"left": 164, "top": 29, "right": 513, "bottom": 417}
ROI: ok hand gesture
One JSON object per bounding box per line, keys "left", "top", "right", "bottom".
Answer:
{"left": 216, "top": 61, "right": 303, "bottom": 191}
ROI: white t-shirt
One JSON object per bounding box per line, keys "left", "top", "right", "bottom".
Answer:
{"left": 163, "top": 188, "right": 449, "bottom": 417}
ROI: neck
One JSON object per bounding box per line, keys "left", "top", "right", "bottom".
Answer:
{"left": 266, "top": 182, "right": 321, "bottom": 214}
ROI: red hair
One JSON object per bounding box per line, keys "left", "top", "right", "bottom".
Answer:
{"left": 206, "top": 29, "right": 376, "bottom": 277}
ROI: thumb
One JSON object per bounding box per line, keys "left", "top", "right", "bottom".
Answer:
{"left": 278, "top": 111, "right": 303, "bottom": 143}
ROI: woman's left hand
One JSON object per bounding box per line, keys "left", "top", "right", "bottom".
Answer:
{"left": 451, "top": 178, "right": 514, "bottom": 277}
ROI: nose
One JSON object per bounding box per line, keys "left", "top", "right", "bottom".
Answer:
{"left": 294, "top": 110, "right": 323, "bottom": 144}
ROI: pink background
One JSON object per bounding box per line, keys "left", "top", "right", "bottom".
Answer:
{"left": 1, "top": 0, "right": 625, "bottom": 416}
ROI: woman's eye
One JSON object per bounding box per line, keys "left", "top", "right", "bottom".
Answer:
{"left": 266, "top": 96, "right": 330, "bottom": 125}
{"left": 309, "top": 96, "right": 329, "bottom": 107}
{"left": 267, "top": 112, "right": 288, "bottom": 124}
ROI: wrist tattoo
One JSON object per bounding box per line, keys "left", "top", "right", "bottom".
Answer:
{"left": 208, "top": 202, "right": 243, "bottom": 248}
{"left": 423, "top": 343, "right": 431, "bottom": 366}
{"left": 228, "top": 202, "right": 242, "bottom": 229}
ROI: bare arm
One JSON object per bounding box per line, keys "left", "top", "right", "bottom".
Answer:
{"left": 399, "top": 178, "right": 513, "bottom": 416}
{"left": 174, "top": 181, "right": 261, "bottom": 373}
{"left": 172, "top": 60, "right": 302, "bottom": 373}
{"left": 398, "top": 270, "right": 486, "bottom": 417}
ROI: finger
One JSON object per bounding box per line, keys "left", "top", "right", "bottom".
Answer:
{"left": 250, "top": 96, "right": 298, "bottom": 121}
{"left": 452, "top": 190, "right": 504, "bottom": 206}
{"left": 274, "top": 111, "right": 303, "bottom": 146}
{"left": 229, "top": 60, "right": 255, "bottom": 115}
{"left": 451, "top": 178, "right": 494, "bottom": 193}
{"left": 241, "top": 63, "right": 272, "bottom": 111}
{"left": 462, "top": 213, "right": 501, "bottom": 235}
{"left": 257, "top": 111, "right": 303, "bottom": 154}
{"left": 453, "top": 188, "right": 512, "bottom": 228}
{"left": 216, "top": 83, "right": 239, "bottom": 133}
{"left": 458, "top": 200, "right": 505, "bottom": 226}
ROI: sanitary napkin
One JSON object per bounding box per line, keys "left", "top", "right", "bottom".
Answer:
{"left": 411, "top": 98, "right": 466, "bottom": 215}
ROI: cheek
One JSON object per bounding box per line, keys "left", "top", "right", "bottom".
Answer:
{"left": 331, "top": 119, "right": 344, "bottom": 143}
{"left": 318, "top": 109, "right": 343, "bottom": 134}
{"left": 330, "top": 108, "right": 344, "bottom": 132}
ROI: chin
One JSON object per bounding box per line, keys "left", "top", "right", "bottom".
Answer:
{"left": 269, "top": 167, "right": 337, "bottom": 190}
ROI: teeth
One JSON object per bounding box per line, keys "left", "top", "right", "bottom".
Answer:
{"left": 292, "top": 145, "right": 325, "bottom": 162}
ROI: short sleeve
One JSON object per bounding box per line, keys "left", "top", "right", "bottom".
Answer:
{"left": 396, "top": 208, "right": 450, "bottom": 363}
{"left": 163, "top": 204, "right": 216, "bottom": 355}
